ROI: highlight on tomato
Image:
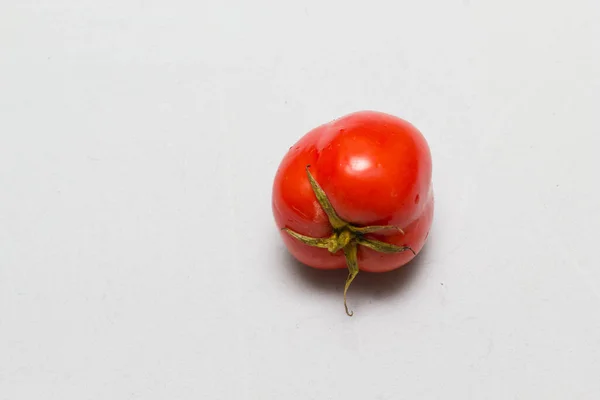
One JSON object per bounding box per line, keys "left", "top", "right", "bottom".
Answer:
{"left": 272, "top": 111, "right": 434, "bottom": 316}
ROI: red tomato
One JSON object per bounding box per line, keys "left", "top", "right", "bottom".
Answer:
{"left": 272, "top": 111, "right": 433, "bottom": 315}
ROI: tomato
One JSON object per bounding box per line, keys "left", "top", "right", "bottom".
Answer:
{"left": 272, "top": 110, "right": 434, "bottom": 315}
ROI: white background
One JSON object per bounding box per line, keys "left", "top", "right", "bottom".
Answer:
{"left": 1, "top": 0, "right": 600, "bottom": 399}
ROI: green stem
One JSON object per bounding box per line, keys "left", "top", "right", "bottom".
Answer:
{"left": 281, "top": 165, "right": 415, "bottom": 316}
{"left": 343, "top": 243, "right": 359, "bottom": 317}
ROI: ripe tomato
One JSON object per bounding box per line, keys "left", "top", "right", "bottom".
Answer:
{"left": 272, "top": 111, "right": 433, "bottom": 315}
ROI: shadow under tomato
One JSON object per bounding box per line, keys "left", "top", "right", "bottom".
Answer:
{"left": 278, "top": 238, "right": 433, "bottom": 311}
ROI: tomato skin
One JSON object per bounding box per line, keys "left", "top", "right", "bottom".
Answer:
{"left": 272, "top": 111, "right": 433, "bottom": 273}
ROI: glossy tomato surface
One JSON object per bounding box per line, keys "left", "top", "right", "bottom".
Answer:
{"left": 272, "top": 111, "right": 433, "bottom": 273}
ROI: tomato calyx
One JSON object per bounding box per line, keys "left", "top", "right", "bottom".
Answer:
{"left": 282, "top": 166, "right": 415, "bottom": 316}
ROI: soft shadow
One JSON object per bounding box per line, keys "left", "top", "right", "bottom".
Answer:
{"left": 278, "top": 240, "right": 434, "bottom": 305}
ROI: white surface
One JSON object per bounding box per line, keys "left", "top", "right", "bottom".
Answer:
{"left": 1, "top": 1, "right": 600, "bottom": 399}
